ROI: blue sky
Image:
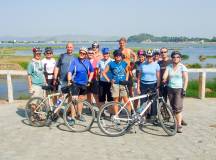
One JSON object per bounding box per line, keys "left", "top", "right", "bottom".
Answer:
{"left": 0, "top": 0, "right": 215, "bottom": 38}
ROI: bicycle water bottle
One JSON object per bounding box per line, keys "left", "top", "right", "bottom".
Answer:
{"left": 55, "top": 98, "right": 63, "bottom": 108}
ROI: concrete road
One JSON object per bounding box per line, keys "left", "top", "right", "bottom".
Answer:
{"left": 0, "top": 98, "right": 216, "bottom": 160}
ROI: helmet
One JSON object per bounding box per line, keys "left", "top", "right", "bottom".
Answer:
{"left": 102, "top": 48, "right": 110, "bottom": 54}
{"left": 137, "top": 49, "right": 146, "bottom": 56}
{"left": 87, "top": 47, "right": 94, "bottom": 54}
{"left": 44, "top": 47, "right": 53, "bottom": 54}
{"left": 92, "top": 42, "right": 99, "bottom": 48}
{"left": 171, "top": 51, "right": 182, "bottom": 58}
{"left": 113, "top": 49, "right": 122, "bottom": 57}
{"left": 146, "top": 49, "right": 153, "bottom": 57}
{"left": 153, "top": 49, "right": 160, "bottom": 56}
{"left": 32, "top": 47, "right": 42, "bottom": 54}
{"left": 79, "top": 47, "right": 88, "bottom": 53}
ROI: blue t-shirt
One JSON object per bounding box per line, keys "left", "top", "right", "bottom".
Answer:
{"left": 166, "top": 63, "right": 188, "bottom": 88}
{"left": 97, "top": 58, "right": 113, "bottom": 82}
{"left": 68, "top": 58, "right": 94, "bottom": 85}
{"left": 109, "top": 60, "right": 128, "bottom": 84}
{"left": 56, "top": 53, "right": 74, "bottom": 82}
{"left": 138, "top": 62, "right": 160, "bottom": 84}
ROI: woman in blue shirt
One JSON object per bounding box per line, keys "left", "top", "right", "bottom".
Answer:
{"left": 163, "top": 51, "right": 188, "bottom": 133}
{"left": 137, "top": 49, "right": 160, "bottom": 123}
{"left": 67, "top": 47, "right": 94, "bottom": 124}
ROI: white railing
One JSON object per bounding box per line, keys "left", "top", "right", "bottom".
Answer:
{"left": 0, "top": 69, "right": 216, "bottom": 103}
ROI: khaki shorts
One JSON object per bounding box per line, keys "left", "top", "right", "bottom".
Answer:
{"left": 30, "top": 84, "right": 44, "bottom": 98}
{"left": 111, "top": 83, "right": 128, "bottom": 98}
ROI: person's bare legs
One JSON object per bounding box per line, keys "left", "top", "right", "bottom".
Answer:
{"left": 113, "top": 97, "right": 119, "bottom": 115}
{"left": 122, "top": 96, "right": 131, "bottom": 113}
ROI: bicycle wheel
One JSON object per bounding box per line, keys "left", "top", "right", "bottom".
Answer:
{"left": 25, "top": 97, "right": 49, "bottom": 127}
{"left": 63, "top": 100, "right": 95, "bottom": 132}
{"left": 157, "top": 101, "right": 177, "bottom": 136}
{"left": 97, "top": 101, "right": 131, "bottom": 137}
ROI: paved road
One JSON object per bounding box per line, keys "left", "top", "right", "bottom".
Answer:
{"left": 0, "top": 98, "right": 216, "bottom": 160}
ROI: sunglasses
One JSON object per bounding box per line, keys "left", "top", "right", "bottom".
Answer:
{"left": 146, "top": 56, "right": 153, "bottom": 58}
{"left": 46, "top": 52, "right": 53, "bottom": 55}
{"left": 160, "top": 51, "right": 167, "bottom": 53}
{"left": 80, "top": 52, "right": 86, "bottom": 55}
{"left": 172, "top": 56, "right": 180, "bottom": 59}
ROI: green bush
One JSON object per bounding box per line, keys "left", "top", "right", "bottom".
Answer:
{"left": 187, "top": 63, "right": 202, "bottom": 68}
{"left": 182, "top": 54, "right": 189, "bottom": 60}
{"left": 18, "top": 62, "right": 28, "bottom": 70}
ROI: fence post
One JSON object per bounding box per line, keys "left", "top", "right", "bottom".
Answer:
{"left": 198, "top": 71, "right": 206, "bottom": 99}
{"left": 6, "top": 72, "right": 14, "bottom": 103}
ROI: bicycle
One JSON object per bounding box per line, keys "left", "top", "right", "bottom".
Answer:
{"left": 97, "top": 85, "right": 177, "bottom": 137}
{"left": 25, "top": 84, "right": 95, "bottom": 132}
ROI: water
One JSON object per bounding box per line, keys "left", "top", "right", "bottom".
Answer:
{"left": 9, "top": 42, "right": 216, "bottom": 66}
{"left": 1, "top": 42, "right": 216, "bottom": 99}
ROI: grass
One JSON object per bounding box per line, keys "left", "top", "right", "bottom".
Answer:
{"left": 187, "top": 79, "right": 216, "bottom": 97}
{"left": 186, "top": 63, "right": 202, "bottom": 68}
{"left": 17, "top": 93, "right": 30, "bottom": 100}
{"left": 206, "top": 55, "right": 216, "bottom": 58}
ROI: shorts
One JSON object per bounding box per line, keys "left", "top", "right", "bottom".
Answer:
{"left": 98, "top": 81, "right": 113, "bottom": 102}
{"left": 167, "top": 87, "right": 183, "bottom": 114}
{"left": 111, "top": 83, "right": 128, "bottom": 98}
{"left": 72, "top": 84, "right": 87, "bottom": 96}
{"left": 30, "top": 84, "right": 44, "bottom": 98}
{"left": 87, "top": 80, "right": 98, "bottom": 94}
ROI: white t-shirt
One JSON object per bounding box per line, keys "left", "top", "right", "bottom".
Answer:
{"left": 42, "top": 58, "right": 56, "bottom": 80}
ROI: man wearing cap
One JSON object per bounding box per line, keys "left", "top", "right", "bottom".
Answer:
{"left": 53, "top": 42, "right": 74, "bottom": 88}
{"left": 27, "top": 47, "right": 45, "bottom": 97}
{"left": 96, "top": 48, "right": 114, "bottom": 106}
{"left": 103, "top": 49, "right": 131, "bottom": 114}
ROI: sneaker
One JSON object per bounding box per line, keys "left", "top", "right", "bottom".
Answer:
{"left": 67, "top": 117, "right": 76, "bottom": 126}
{"left": 77, "top": 115, "right": 86, "bottom": 122}
{"left": 51, "top": 113, "right": 59, "bottom": 122}
{"left": 111, "top": 115, "right": 120, "bottom": 125}
{"left": 177, "top": 125, "right": 183, "bottom": 133}
{"left": 181, "top": 120, "right": 187, "bottom": 126}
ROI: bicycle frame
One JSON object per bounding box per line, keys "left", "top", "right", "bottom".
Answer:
{"left": 114, "top": 92, "right": 164, "bottom": 122}
{"left": 114, "top": 93, "right": 149, "bottom": 121}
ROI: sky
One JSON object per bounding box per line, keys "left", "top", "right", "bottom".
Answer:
{"left": 0, "top": 0, "right": 216, "bottom": 38}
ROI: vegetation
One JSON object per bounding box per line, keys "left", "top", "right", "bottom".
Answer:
{"left": 186, "top": 63, "right": 202, "bottom": 68}
{"left": 17, "top": 93, "right": 30, "bottom": 100}
{"left": 187, "top": 79, "right": 216, "bottom": 97}
{"left": 182, "top": 54, "right": 189, "bottom": 60}
{"left": 127, "top": 33, "right": 216, "bottom": 43}
{"left": 18, "top": 62, "right": 29, "bottom": 70}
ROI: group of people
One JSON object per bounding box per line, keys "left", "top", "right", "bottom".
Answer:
{"left": 27, "top": 37, "right": 188, "bottom": 133}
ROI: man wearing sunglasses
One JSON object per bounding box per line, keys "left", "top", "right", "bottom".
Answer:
{"left": 92, "top": 42, "right": 103, "bottom": 61}
{"left": 158, "top": 47, "right": 172, "bottom": 103}
{"left": 27, "top": 47, "right": 45, "bottom": 97}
